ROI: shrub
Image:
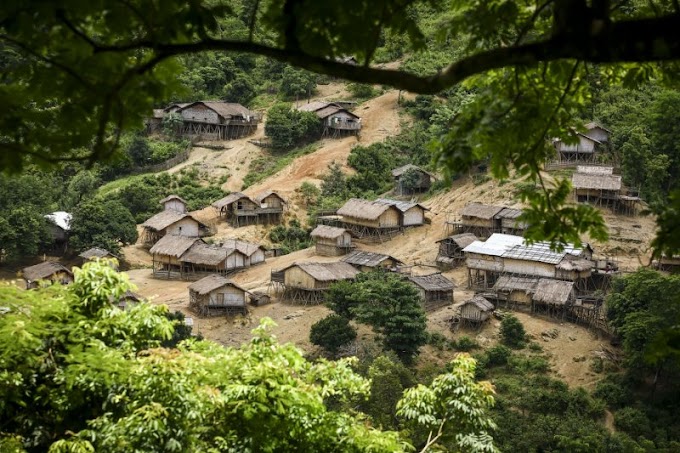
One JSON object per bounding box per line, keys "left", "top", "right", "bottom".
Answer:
{"left": 427, "top": 332, "right": 448, "bottom": 351}
{"left": 615, "top": 407, "right": 653, "bottom": 439}
{"left": 309, "top": 315, "right": 357, "bottom": 355}
{"left": 347, "top": 82, "right": 376, "bottom": 99}
{"left": 500, "top": 315, "right": 526, "bottom": 348}
{"left": 593, "top": 376, "right": 633, "bottom": 409}
{"left": 486, "top": 345, "right": 512, "bottom": 366}
{"left": 454, "top": 336, "right": 479, "bottom": 352}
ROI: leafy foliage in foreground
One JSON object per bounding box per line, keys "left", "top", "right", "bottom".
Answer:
{"left": 0, "top": 261, "right": 497, "bottom": 452}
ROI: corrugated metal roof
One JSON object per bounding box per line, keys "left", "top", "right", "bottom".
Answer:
{"left": 45, "top": 211, "right": 72, "bottom": 231}
{"left": 503, "top": 243, "right": 565, "bottom": 265}
{"left": 463, "top": 233, "right": 525, "bottom": 257}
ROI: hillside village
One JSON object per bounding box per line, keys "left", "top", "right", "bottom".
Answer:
{"left": 2, "top": 85, "right": 663, "bottom": 371}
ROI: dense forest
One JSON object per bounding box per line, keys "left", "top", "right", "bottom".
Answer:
{"left": 3, "top": 0, "right": 680, "bottom": 451}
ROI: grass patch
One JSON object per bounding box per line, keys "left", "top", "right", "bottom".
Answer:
{"left": 97, "top": 173, "right": 149, "bottom": 196}
{"left": 242, "top": 143, "right": 319, "bottom": 189}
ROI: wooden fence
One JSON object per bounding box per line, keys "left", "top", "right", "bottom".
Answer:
{"left": 129, "top": 141, "right": 193, "bottom": 175}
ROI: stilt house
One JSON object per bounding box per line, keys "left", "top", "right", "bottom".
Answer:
{"left": 310, "top": 225, "right": 353, "bottom": 256}
{"left": 456, "top": 204, "right": 505, "bottom": 238}
{"left": 141, "top": 209, "right": 209, "bottom": 247}
{"left": 407, "top": 273, "right": 455, "bottom": 311}
{"left": 255, "top": 190, "right": 286, "bottom": 224}
{"left": 458, "top": 295, "right": 495, "bottom": 326}
{"left": 179, "top": 242, "right": 244, "bottom": 277}
{"left": 336, "top": 198, "right": 402, "bottom": 240}
{"left": 212, "top": 192, "right": 259, "bottom": 226}
{"left": 374, "top": 198, "right": 429, "bottom": 227}
{"left": 22, "top": 262, "right": 73, "bottom": 289}
{"left": 553, "top": 133, "right": 603, "bottom": 163}
{"left": 341, "top": 250, "right": 404, "bottom": 272}
{"left": 391, "top": 164, "right": 434, "bottom": 195}
{"left": 491, "top": 275, "right": 538, "bottom": 306}
{"left": 495, "top": 208, "right": 527, "bottom": 235}
{"left": 436, "top": 233, "right": 478, "bottom": 269}
{"left": 654, "top": 254, "right": 680, "bottom": 273}
{"left": 222, "top": 239, "right": 265, "bottom": 267}
{"left": 149, "top": 235, "right": 203, "bottom": 279}
{"left": 572, "top": 167, "right": 622, "bottom": 205}
{"left": 297, "top": 102, "right": 361, "bottom": 137}
{"left": 174, "top": 101, "right": 258, "bottom": 140}
{"left": 188, "top": 274, "right": 249, "bottom": 316}
{"left": 160, "top": 195, "right": 187, "bottom": 213}
{"left": 491, "top": 276, "right": 575, "bottom": 314}
{"left": 583, "top": 122, "right": 611, "bottom": 143}
{"left": 271, "top": 261, "right": 360, "bottom": 304}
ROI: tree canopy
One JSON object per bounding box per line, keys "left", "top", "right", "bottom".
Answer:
{"left": 3, "top": 1, "right": 680, "bottom": 250}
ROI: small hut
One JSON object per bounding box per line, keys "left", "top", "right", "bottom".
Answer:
{"left": 458, "top": 295, "right": 495, "bottom": 326}
{"left": 22, "top": 262, "right": 73, "bottom": 289}
{"left": 310, "top": 225, "right": 353, "bottom": 256}
{"left": 179, "top": 242, "right": 233, "bottom": 277}
{"left": 572, "top": 170, "right": 622, "bottom": 205}
{"left": 407, "top": 273, "right": 455, "bottom": 311}
{"left": 44, "top": 211, "right": 72, "bottom": 249}
{"left": 250, "top": 291, "right": 271, "bottom": 307}
{"left": 254, "top": 190, "right": 286, "bottom": 224}
{"left": 391, "top": 164, "right": 434, "bottom": 195}
{"left": 141, "top": 210, "right": 209, "bottom": 247}
{"left": 274, "top": 261, "right": 360, "bottom": 304}
{"left": 337, "top": 198, "right": 401, "bottom": 240}
{"left": 375, "top": 198, "right": 429, "bottom": 227}
{"left": 457, "top": 203, "right": 504, "bottom": 238}
{"left": 149, "top": 235, "right": 202, "bottom": 278}
{"left": 532, "top": 279, "right": 575, "bottom": 309}
{"left": 188, "top": 274, "right": 248, "bottom": 316}
{"left": 341, "top": 250, "right": 404, "bottom": 272}
{"left": 495, "top": 208, "right": 526, "bottom": 235}
{"left": 297, "top": 101, "right": 361, "bottom": 137}
{"left": 584, "top": 122, "right": 611, "bottom": 143}
{"left": 222, "top": 239, "right": 265, "bottom": 267}
{"left": 436, "top": 233, "right": 478, "bottom": 269}
{"left": 79, "top": 247, "right": 116, "bottom": 263}
{"left": 491, "top": 275, "right": 538, "bottom": 307}
{"left": 553, "top": 133, "right": 603, "bottom": 163}
{"left": 117, "top": 291, "right": 143, "bottom": 310}
{"left": 159, "top": 194, "right": 188, "bottom": 213}
{"left": 212, "top": 192, "right": 260, "bottom": 226}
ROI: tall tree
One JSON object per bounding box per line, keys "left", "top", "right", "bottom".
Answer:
{"left": 69, "top": 199, "right": 138, "bottom": 253}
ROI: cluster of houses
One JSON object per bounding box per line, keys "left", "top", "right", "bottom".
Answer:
{"left": 212, "top": 191, "right": 286, "bottom": 227}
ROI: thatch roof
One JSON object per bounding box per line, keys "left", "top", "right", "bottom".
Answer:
{"left": 188, "top": 274, "right": 246, "bottom": 296}
{"left": 179, "top": 101, "right": 254, "bottom": 119}
{"left": 282, "top": 262, "right": 360, "bottom": 282}
{"left": 571, "top": 172, "right": 622, "bottom": 191}
{"left": 255, "top": 190, "right": 286, "bottom": 204}
{"left": 495, "top": 207, "right": 523, "bottom": 220}
{"left": 22, "top": 262, "right": 72, "bottom": 281}
{"left": 493, "top": 275, "right": 538, "bottom": 293}
{"left": 408, "top": 273, "right": 455, "bottom": 292}
{"left": 460, "top": 203, "right": 504, "bottom": 220}
{"left": 342, "top": 250, "right": 403, "bottom": 268}
{"left": 149, "top": 235, "right": 201, "bottom": 258}
{"left": 164, "top": 103, "right": 189, "bottom": 112}
{"left": 79, "top": 247, "right": 115, "bottom": 260}
{"left": 181, "top": 242, "right": 228, "bottom": 266}
{"left": 142, "top": 210, "right": 204, "bottom": 232}
{"left": 460, "top": 295, "right": 494, "bottom": 312}
{"left": 374, "top": 198, "right": 430, "bottom": 212}
{"left": 297, "top": 101, "right": 331, "bottom": 112}
{"left": 391, "top": 164, "right": 433, "bottom": 178}
{"left": 437, "top": 233, "right": 478, "bottom": 248}
{"left": 576, "top": 165, "right": 614, "bottom": 175}
{"left": 45, "top": 211, "right": 72, "bottom": 231}
{"left": 311, "top": 225, "right": 349, "bottom": 240}
{"left": 556, "top": 256, "right": 594, "bottom": 272}
{"left": 212, "top": 192, "right": 253, "bottom": 210}
{"left": 222, "top": 239, "right": 263, "bottom": 257}
{"left": 533, "top": 279, "right": 574, "bottom": 305}
{"left": 337, "top": 198, "right": 395, "bottom": 220}
{"left": 159, "top": 194, "right": 187, "bottom": 205}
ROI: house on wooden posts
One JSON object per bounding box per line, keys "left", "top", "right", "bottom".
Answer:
{"left": 407, "top": 273, "right": 455, "bottom": 311}
{"left": 336, "top": 198, "right": 402, "bottom": 241}
{"left": 255, "top": 190, "right": 286, "bottom": 224}
{"left": 221, "top": 239, "right": 265, "bottom": 267}
{"left": 271, "top": 261, "right": 360, "bottom": 305}
{"left": 79, "top": 247, "right": 117, "bottom": 267}
{"left": 458, "top": 295, "right": 495, "bottom": 326}
{"left": 145, "top": 109, "right": 166, "bottom": 133}
{"left": 160, "top": 194, "right": 187, "bottom": 213}
{"left": 180, "top": 241, "right": 245, "bottom": 278}
{"left": 175, "top": 101, "right": 258, "bottom": 140}
{"left": 463, "top": 233, "right": 593, "bottom": 290}
{"left": 490, "top": 275, "right": 538, "bottom": 307}
{"left": 436, "top": 233, "right": 478, "bottom": 269}
{"left": 553, "top": 133, "right": 603, "bottom": 163}
{"left": 149, "top": 235, "right": 203, "bottom": 279}
{"left": 490, "top": 276, "right": 575, "bottom": 314}
{"left": 532, "top": 279, "right": 575, "bottom": 310}
{"left": 495, "top": 208, "right": 527, "bottom": 235}
{"left": 456, "top": 203, "right": 505, "bottom": 238}
{"left": 391, "top": 164, "right": 434, "bottom": 195}
{"left": 44, "top": 211, "right": 72, "bottom": 250}
{"left": 188, "top": 274, "right": 249, "bottom": 316}
{"left": 310, "top": 225, "right": 353, "bottom": 256}
{"left": 654, "top": 254, "right": 680, "bottom": 273}
{"left": 341, "top": 250, "right": 404, "bottom": 272}
{"left": 297, "top": 101, "right": 361, "bottom": 137}
{"left": 141, "top": 209, "right": 210, "bottom": 247}
{"left": 22, "top": 262, "right": 73, "bottom": 289}
{"left": 374, "top": 198, "right": 429, "bottom": 227}
{"left": 213, "top": 192, "right": 259, "bottom": 226}
{"left": 583, "top": 122, "right": 611, "bottom": 143}
{"left": 572, "top": 167, "right": 622, "bottom": 205}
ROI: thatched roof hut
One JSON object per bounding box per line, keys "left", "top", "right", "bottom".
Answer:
{"left": 341, "top": 250, "right": 403, "bottom": 271}
{"left": 279, "top": 261, "right": 360, "bottom": 291}
{"left": 458, "top": 295, "right": 495, "bottom": 324}
{"left": 149, "top": 235, "right": 202, "bottom": 259}
{"left": 141, "top": 210, "right": 208, "bottom": 246}
{"left": 337, "top": 198, "right": 401, "bottom": 230}
{"left": 255, "top": 190, "right": 286, "bottom": 206}
{"left": 188, "top": 274, "right": 249, "bottom": 316}
{"left": 436, "top": 233, "right": 478, "bottom": 268}
{"left": 571, "top": 173, "right": 622, "bottom": 191}
{"left": 22, "top": 262, "right": 73, "bottom": 289}
{"left": 212, "top": 192, "right": 253, "bottom": 210}
{"left": 159, "top": 194, "right": 188, "bottom": 213}
{"left": 374, "top": 198, "right": 429, "bottom": 226}
{"left": 492, "top": 275, "right": 538, "bottom": 304}
{"left": 408, "top": 273, "right": 455, "bottom": 310}
{"left": 391, "top": 164, "right": 434, "bottom": 194}
{"left": 461, "top": 203, "right": 505, "bottom": 221}
{"left": 532, "top": 279, "right": 574, "bottom": 306}
{"left": 576, "top": 165, "right": 614, "bottom": 175}
{"left": 79, "top": 247, "right": 116, "bottom": 260}
{"left": 311, "top": 225, "right": 353, "bottom": 256}
{"left": 222, "top": 239, "right": 265, "bottom": 266}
